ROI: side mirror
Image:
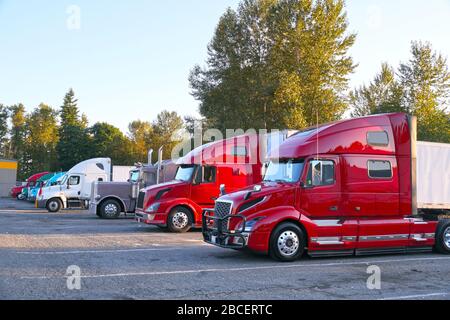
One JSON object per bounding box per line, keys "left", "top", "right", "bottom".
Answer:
{"left": 300, "top": 181, "right": 313, "bottom": 189}
{"left": 219, "top": 184, "right": 226, "bottom": 196}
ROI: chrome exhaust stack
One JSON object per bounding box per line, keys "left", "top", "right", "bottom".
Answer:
{"left": 148, "top": 149, "right": 154, "bottom": 166}
{"left": 156, "top": 146, "right": 163, "bottom": 184}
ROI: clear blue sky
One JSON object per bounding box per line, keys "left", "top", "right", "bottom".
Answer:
{"left": 1, "top": 0, "right": 450, "bottom": 132}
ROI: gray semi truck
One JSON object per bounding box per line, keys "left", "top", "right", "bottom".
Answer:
{"left": 89, "top": 148, "right": 178, "bottom": 219}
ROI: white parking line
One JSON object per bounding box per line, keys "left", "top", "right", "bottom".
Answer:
{"left": 379, "top": 293, "right": 449, "bottom": 300}
{"left": 19, "top": 256, "right": 450, "bottom": 280}
{"left": 17, "top": 247, "right": 182, "bottom": 255}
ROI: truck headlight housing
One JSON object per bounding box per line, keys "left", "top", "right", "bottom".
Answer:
{"left": 243, "top": 217, "right": 265, "bottom": 232}
{"left": 145, "top": 202, "right": 160, "bottom": 213}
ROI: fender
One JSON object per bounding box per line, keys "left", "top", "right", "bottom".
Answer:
{"left": 97, "top": 195, "right": 127, "bottom": 213}
{"left": 247, "top": 206, "right": 302, "bottom": 253}
{"left": 46, "top": 196, "right": 66, "bottom": 209}
{"left": 160, "top": 198, "right": 204, "bottom": 222}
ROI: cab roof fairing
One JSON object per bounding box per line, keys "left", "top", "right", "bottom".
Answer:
{"left": 271, "top": 113, "right": 404, "bottom": 160}
{"left": 175, "top": 134, "right": 265, "bottom": 166}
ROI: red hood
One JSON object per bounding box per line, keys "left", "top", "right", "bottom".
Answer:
{"left": 218, "top": 181, "right": 297, "bottom": 216}
{"left": 11, "top": 186, "right": 24, "bottom": 193}
{"left": 141, "top": 180, "right": 190, "bottom": 207}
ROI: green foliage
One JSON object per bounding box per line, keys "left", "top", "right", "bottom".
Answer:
{"left": 8, "top": 104, "right": 28, "bottom": 179}
{"left": 127, "top": 111, "right": 184, "bottom": 163}
{"left": 350, "top": 42, "right": 450, "bottom": 143}
{"left": 0, "top": 104, "right": 8, "bottom": 157}
{"left": 190, "top": 0, "right": 356, "bottom": 131}
{"left": 399, "top": 41, "right": 450, "bottom": 143}
{"left": 24, "top": 104, "right": 59, "bottom": 175}
{"left": 128, "top": 120, "right": 154, "bottom": 163}
{"left": 89, "top": 122, "right": 134, "bottom": 165}
{"left": 56, "top": 89, "right": 91, "bottom": 170}
{"left": 350, "top": 63, "right": 405, "bottom": 117}
{"left": 2, "top": 89, "right": 185, "bottom": 180}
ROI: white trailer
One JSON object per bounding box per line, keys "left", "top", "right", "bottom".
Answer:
{"left": 112, "top": 166, "right": 135, "bottom": 182}
{"left": 417, "top": 141, "right": 450, "bottom": 210}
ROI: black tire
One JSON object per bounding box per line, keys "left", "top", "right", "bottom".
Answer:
{"left": 99, "top": 199, "right": 122, "bottom": 219}
{"left": 17, "top": 194, "right": 25, "bottom": 201}
{"left": 167, "top": 207, "right": 193, "bottom": 233}
{"left": 46, "top": 198, "right": 62, "bottom": 213}
{"left": 435, "top": 220, "right": 450, "bottom": 254}
{"left": 269, "top": 222, "right": 306, "bottom": 262}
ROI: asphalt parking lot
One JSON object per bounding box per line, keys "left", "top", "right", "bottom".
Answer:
{"left": 0, "top": 198, "right": 449, "bottom": 300}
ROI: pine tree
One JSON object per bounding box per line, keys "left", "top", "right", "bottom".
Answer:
{"left": 57, "top": 89, "right": 90, "bottom": 170}
{"left": 399, "top": 41, "right": 450, "bottom": 143}
{"left": 350, "top": 63, "right": 404, "bottom": 117}
{"left": 0, "top": 104, "right": 8, "bottom": 158}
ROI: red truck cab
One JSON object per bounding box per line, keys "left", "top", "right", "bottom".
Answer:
{"left": 135, "top": 134, "right": 265, "bottom": 232}
{"left": 203, "top": 113, "right": 450, "bottom": 261}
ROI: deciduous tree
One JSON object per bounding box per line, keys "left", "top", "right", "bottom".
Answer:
{"left": 190, "top": 0, "right": 356, "bottom": 131}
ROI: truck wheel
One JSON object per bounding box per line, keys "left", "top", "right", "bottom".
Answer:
{"left": 47, "top": 198, "right": 62, "bottom": 213}
{"left": 269, "top": 222, "right": 305, "bottom": 262}
{"left": 100, "top": 199, "right": 121, "bottom": 219}
{"left": 435, "top": 220, "right": 450, "bottom": 254}
{"left": 167, "top": 207, "right": 193, "bottom": 233}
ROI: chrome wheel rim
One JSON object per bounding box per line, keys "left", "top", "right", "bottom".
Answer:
{"left": 172, "top": 212, "right": 189, "bottom": 229}
{"left": 49, "top": 201, "right": 58, "bottom": 211}
{"left": 444, "top": 226, "right": 450, "bottom": 250}
{"left": 104, "top": 204, "right": 118, "bottom": 216}
{"left": 277, "top": 230, "right": 300, "bottom": 257}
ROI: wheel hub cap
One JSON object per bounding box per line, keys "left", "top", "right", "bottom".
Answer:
{"left": 49, "top": 202, "right": 58, "bottom": 210}
{"left": 277, "top": 231, "right": 300, "bottom": 257}
{"left": 173, "top": 212, "right": 188, "bottom": 229}
{"left": 105, "top": 204, "right": 118, "bottom": 215}
{"left": 444, "top": 226, "right": 450, "bottom": 250}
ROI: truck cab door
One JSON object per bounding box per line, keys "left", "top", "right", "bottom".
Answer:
{"left": 300, "top": 157, "right": 357, "bottom": 251}
{"left": 300, "top": 157, "right": 342, "bottom": 218}
{"left": 66, "top": 175, "right": 82, "bottom": 198}
{"left": 190, "top": 165, "right": 218, "bottom": 208}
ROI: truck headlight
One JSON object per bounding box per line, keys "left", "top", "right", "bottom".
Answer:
{"left": 243, "top": 217, "right": 265, "bottom": 232}
{"left": 145, "top": 202, "right": 160, "bottom": 213}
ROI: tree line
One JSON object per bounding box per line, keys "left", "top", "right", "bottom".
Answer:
{"left": 1, "top": 0, "right": 449, "bottom": 179}
{"left": 0, "top": 89, "right": 185, "bottom": 180}
{"left": 190, "top": 0, "right": 449, "bottom": 141}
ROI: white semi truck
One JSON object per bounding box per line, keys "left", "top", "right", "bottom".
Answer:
{"left": 36, "top": 158, "right": 124, "bottom": 212}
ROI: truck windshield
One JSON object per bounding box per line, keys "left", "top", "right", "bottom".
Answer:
{"left": 175, "top": 165, "right": 196, "bottom": 182}
{"left": 130, "top": 171, "right": 140, "bottom": 183}
{"left": 264, "top": 159, "right": 305, "bottom": 183}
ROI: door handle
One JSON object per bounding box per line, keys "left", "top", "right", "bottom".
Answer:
{"left": 329, "top": 206, "right": 338, "bottom": 212}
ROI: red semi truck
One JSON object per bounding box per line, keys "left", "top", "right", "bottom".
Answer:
{"left": 135, "top": 133, "right": 292, "bottom": 233}
{"left": 203, "top": 113, "right": 450, "bottom": 261}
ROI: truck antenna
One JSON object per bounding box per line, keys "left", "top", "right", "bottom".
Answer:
{"left": 316, "top": 108, "right": 319, "bottom": 160}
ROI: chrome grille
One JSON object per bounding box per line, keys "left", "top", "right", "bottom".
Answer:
{"left": 137, "top": 192, "right": 146, "bottom": 209}
{"left": 214, "top": 201, "right": 232, "bottom": 231}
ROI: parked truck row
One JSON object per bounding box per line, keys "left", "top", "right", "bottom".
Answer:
{"left": 8, "top": 113, "right": 450, "bottom": 262}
